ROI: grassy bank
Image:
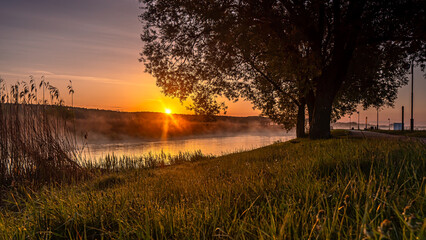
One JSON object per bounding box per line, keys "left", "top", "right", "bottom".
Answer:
{"left": 1, "top": 138, "right": 425, "bottom": 239}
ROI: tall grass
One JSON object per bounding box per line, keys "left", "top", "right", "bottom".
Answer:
{"left": 0, "top": 138, "right": 424, "bottom": 239}
{"left": 82, "top": 150, "right": 211, "bottom": 171}
{"left": 0, "top": 77, "right": 85, "bottom": 188}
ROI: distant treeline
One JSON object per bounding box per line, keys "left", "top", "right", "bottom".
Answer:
{"left": 71, "top": 107, "right": 283, "bottom": 142}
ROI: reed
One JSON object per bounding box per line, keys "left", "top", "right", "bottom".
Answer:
{"left": 0, "top": 77, "right": 85, "bottom": 188}
{"left": 81, "top": 150, "right": 211, "bottom": 172}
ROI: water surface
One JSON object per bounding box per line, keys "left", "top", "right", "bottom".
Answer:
{"left": 87, "top": 132, "right": 295, "bottom": 160}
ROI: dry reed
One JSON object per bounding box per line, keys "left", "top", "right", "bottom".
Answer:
{"left": 0, "top": 77, "right": 85, "bottom": 188}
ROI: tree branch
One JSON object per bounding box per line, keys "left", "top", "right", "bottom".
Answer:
{"left": 246, "top": 59, "right": 300, "bottom": 106}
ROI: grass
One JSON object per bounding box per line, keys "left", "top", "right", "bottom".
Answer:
{"left": 81, "top": 150, "right": 212, "bottom": 171}
{"left": 1, "top": 137, "right": 425, "bottom": 239}
{"left": 367, "top": 129, "right": 426, "bottom": 138}
{"left": 329, "top": 129, "right": 351, "bottom": 137}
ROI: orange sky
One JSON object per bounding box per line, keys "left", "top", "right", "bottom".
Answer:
{"left": 0, "top": 0, "right": 259, "bottom": 116}
{"left": 0, "top": 0, "right": 424, "bottom": 124}
{"left": 0, "top": 71, "right": 258, "bottom": 116}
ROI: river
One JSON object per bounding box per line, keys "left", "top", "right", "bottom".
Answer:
{"left": 85, "top": 132, "right": 296, "bottom": 160}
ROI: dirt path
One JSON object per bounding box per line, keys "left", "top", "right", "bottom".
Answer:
{"left": 349, "top": 130, "right": 426, "bottom": 144}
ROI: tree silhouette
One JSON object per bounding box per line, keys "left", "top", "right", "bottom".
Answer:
{"left": 140, "top": 0, "right": 425, "bottom": 138}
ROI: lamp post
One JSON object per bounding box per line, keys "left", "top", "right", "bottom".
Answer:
{"left": 376, "top": 108, "right": 379, "bottom": 130}
{"left": 410, "top": 60, "right": 414, "bottom": 131}
{"left": 388, "top": 118, "right": 390, "bottom": 130}
{"left": 357, "top": 111, "right": 360, "bottom": 130}
{"left": 349, "top": 114, "right": 352, "bottom": 129}
{"left": 365, "top": 116, "right": 368, "bottom": 130}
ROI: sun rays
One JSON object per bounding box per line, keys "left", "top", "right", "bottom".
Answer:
{"left": 160, "top": 104, "right": 182, "bottom": 141}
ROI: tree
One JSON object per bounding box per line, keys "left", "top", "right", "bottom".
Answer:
{"left": 140, "top": 0, "right": 318, "bottom": 138}
{"left": 140, "top": 0, "right": 425, "bottom": 139}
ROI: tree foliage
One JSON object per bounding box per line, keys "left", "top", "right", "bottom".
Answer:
{"left": 140, "top": 0, "right": 425, "bottom": 138}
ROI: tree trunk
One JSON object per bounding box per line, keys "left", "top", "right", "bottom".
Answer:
{"left": 306, "top": 89, "right": 315, "bottom": 131}
{"left": 296, "top": 99, "right": 306, "bottom": 138}
{"left": 309, "top": 37, "right": 358, "bottom": 138}
{"left": 309, "top": 74, "right": 340, "bottom": 139}
{"left": 309, "top": 95, "right": 333, "bottom": 139}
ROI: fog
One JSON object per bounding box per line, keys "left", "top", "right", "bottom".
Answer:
{"left": 71, "top": 108, "right": 294, "bottom": 159}
{"left": 73, "top": 108, "right": 288, "bottom": 143}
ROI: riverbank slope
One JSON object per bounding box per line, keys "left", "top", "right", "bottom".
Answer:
{"left": 1, "top": 136, "right": 425, "bottom": 239}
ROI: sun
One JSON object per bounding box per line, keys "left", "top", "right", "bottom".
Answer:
{"left": 165, "top": 108, "right": 172, "bottom": 114}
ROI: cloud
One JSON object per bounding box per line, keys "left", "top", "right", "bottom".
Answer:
{"left": 34, "top": 70, "right": 55, "bottom": 75}
{"left": 0, "top": 70, "right": 145, "bottom": 86}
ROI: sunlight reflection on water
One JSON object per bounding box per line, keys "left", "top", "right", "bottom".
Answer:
{"left": 86, "top": 132, "right": 296, "bottom": 160}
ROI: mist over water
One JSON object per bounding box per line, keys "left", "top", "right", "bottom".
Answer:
{"left": 86, "top": 131, "right": 296, "bottom": 160}
{"left": 68, "top": 108, "right": 296, "bottom": 160}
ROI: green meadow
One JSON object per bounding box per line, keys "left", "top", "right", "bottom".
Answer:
{"left": 1, "top": 136, "right": 425, "bottom": 239}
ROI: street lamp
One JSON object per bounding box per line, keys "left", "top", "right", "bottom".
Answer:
{"left": 357, "top": 111, "right": 360, "bottom": 130}
{"left": 388, "top": 118, "right": 390, "bottom": 130}
{"left": 365, "top": 116, "right": 368, "bottom": 130}
{"left": 376, "top": 107, "right": 379, "bottom": 130}
{"left": 349, "top": 114, "right": 352, "bottom": 130}
{"left": 410, "top": 60, "right": 414, "bottom": 131}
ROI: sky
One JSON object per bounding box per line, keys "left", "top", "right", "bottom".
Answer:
{"left": 0, "top": 0, "right": 425, "bottom": 125}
